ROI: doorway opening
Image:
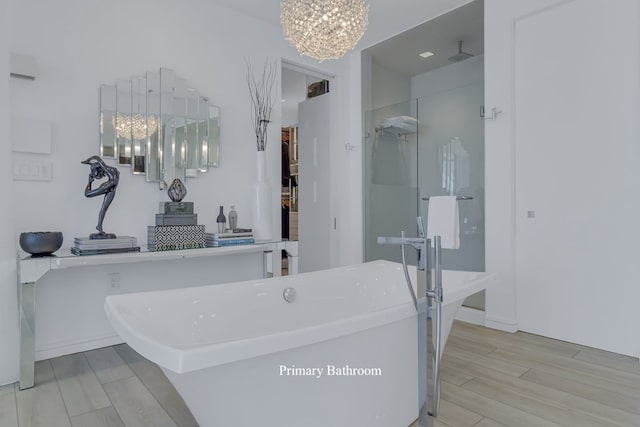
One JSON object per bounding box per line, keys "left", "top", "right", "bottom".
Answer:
{"left": 362, "top": 0, "right": 485, "bottom": 312}
{"left": 281, "top": 61, "right": 333, "bottom": 275}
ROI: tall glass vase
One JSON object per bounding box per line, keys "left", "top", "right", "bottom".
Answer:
{"left": 252, "top": 150, "right": 273, "bottom": 241}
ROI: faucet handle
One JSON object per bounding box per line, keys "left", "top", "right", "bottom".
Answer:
{"left": 417, "top": 216, "right": 426, "bottom": 238}
{"left": 376, "top": 236, "right": 389, "bottom": 245}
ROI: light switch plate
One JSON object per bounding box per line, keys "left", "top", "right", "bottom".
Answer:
{"left": 13, "top": 161, "right": 53, "bottom": 181}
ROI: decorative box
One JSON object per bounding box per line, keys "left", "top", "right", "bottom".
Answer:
{"left": 147, "top": 225, "right": 205, "bottom": 251}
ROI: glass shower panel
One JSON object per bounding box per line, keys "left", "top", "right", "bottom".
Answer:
{"left": 364, "top": 100, "right": 419, "bottom": 264}
{"left": 417, "top": 81, "right": 485, "bottom": 309}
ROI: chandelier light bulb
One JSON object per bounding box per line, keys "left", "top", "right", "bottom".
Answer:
{"left": 280, "top": 0, "right": 369, "bottom": 61}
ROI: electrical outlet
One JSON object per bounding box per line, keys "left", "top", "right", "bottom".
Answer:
{"left": 107, "top": 273, "right": 120, "bottom": 292}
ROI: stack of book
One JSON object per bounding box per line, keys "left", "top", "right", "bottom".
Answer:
{"left": 205, "top": 231, "right": 255, "bottom": 247}
{"left": 71, "top": 236, "right": 140, "bottom": 256}
{"left": 148, "top": 202, "right": 205, "bottom": 251}
{"left": 155, "top": 201, "right": 198, "bottom": 226}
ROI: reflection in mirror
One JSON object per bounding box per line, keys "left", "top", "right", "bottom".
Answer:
{"left": 100, "top": 85, "right": 116, "bottom": 158}
{"left": 146, "top": 71, "right": 161, "bottom": 182}
{"left": 172, "top": 76, "right": 188, "bottom": 181}
{"left": 208, "top": 105, "right": 220, "bottom": 167}
{"left": 159, "top": 68, "right": 176, "bottom": 186}
{"left": 130, "top": 76, "right": 152, "bottom": 174}
{"left": 186, "top": 88, "right": 200, "bottom": 177}
{"left": 197, "top": 97, "right": 209, "bottom": 171}
{"left": 100, "top": 68, "right": 220, "bottom": 188}
{"left": 115, "top": 79, "right": 132, "bottom": 166}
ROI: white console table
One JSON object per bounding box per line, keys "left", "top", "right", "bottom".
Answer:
{"left": 17, "top": 244, "right": 273, "bottom": 390}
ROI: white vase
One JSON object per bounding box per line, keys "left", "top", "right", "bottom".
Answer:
{"left": 252, "top": 151, "right": 273, "bottom": 241}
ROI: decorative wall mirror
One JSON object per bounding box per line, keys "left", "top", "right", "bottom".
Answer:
{"left": 100, "top": 68, "right": 220, "bottom": 188}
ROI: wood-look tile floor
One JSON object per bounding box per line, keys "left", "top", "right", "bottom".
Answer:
{"left": 0, "top": 321, "right": 638, "bottom": 427}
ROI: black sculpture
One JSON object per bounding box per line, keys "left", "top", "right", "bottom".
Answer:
{"left": 81, "top": 156, "right": 120, "bottom": 239}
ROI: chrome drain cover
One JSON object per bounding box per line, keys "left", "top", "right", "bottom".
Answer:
{"left": 283, "top": 287, "right": 296, "bottom": 303}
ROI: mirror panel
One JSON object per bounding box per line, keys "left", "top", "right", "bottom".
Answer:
{"left": 208, "top": 105, "right": 220, "bottom": 167}
{"left": 100, "top": 85, "right": 117, "bottom": 158}
{"left": 172, "top": 77, "right": 188, "bottom": 181}
{"left": 146, "top": 71, "right": 161, "bottom": 182}
{"left": 186, "top": 88, "right": 200, "bottom": 177}
{"left": 197, "top": 97, "right": 209, "bottom": 171}
{"left": 115, "top": 79, "right": 133, "bottom": 166}
{"left": 100, "top": 68, "right": 219, "bottom": 187}
{"left": 160, "top": 68, "right": 176, "bottom": 185}
{"left": 131, "top": 76, "right": 147, "bottom": 175}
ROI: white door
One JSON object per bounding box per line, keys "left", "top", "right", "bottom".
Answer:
{"left": 489, "top": 0, "right": 640, "bottom": 356}
{"left": 298, "top": 93, "right": 331, "bottom": 273}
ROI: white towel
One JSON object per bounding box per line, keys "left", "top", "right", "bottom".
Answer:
{"left": 427, "top": 196, "right": 460, "bottom": 249}
{"left": 380, "top": 116, "right": 418, "bottom": 134}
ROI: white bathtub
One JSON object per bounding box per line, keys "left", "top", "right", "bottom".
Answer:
{"left": 105, "top": 260, "right": 495, "bottom": 427}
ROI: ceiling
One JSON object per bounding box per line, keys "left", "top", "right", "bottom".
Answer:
{"left": 212, "top": 0, "right": 479, "bottom": 56}
{"left": 212, "top": 0, "right": 278, "bottom": 26}
{"left": 229, "top": 0, "right": 484, "bottom": 124}
{"left": 365, "top": 0, "right": 484, "bottom": 77}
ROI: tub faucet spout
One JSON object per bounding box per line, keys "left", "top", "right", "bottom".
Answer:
{"left": 376, "top": 235, "right": 427, "bottom": 270}
{"left": 376, "top": 232, "right": 427, "bottom": 311}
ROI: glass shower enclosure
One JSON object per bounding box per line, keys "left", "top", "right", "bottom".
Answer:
{"left": 363, "top": 79, "right": 485, "bottom": 427}
{"left": 364, "top": 80, "right": 485, "bottom": 310}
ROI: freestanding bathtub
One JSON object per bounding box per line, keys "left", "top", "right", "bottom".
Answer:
{"left": 105, "top": 260, "right": 495, "bottom": 427}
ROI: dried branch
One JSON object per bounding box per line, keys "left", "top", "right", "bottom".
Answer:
{"left": 245, "top": 58, "right": 277, "bottom": 151}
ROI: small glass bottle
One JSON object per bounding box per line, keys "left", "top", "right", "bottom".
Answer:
{"left": 216, "top": 206, "right": 226, "bottom": 233}
{"left": 228, "top": 205, "right": 238, "bottom": 230}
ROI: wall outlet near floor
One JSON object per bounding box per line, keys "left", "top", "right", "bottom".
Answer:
{"left": 107, "top": 273, "right": 120, "bottom": 292}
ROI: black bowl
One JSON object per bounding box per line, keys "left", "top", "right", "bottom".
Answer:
{"left": 19, "top": 232, "right": 63, "bottom": 256}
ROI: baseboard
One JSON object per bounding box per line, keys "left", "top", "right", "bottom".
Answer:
{"left": 36, "top": 334, "right": 124, "bottom": 361}
{"left": 485, "top": 315, "right": 519, "bottom": 333}
{"left": 0, "top": 377, "right": 17, "bottom": 387}
{"left": 455, "top": 306, "right": 485, "bottom": 325}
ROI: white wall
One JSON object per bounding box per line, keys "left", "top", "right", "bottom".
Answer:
{"left": 9, "top": 0, "right": 292, "bottom": 244}
{"left": 485, "top": 0, "right": 640, "bottom": 358}
{"left": 484, "top": 0, "right": 560, "bottom": 332}
{"left": 0, "top": 0, "right": 20, "bottom": 386}
{"left": 411, "top": 54, "right": 484, "bottom": 99}
{"left": 371, "top": 62, "right": 411, "bottom": 110}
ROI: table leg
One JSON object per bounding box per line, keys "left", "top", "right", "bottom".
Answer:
{"left": 19, "top": 281, "right": 35, "bottom": 390}
{"left": 262, "top": 250, "right": 273, "bottom": 278}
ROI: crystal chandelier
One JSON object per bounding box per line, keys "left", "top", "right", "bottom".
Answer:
{"left": 280, "top": 0, "right": 369, "bottom": 61}
{"left": 112, "top": 113, "right": 158, "bottom": 140}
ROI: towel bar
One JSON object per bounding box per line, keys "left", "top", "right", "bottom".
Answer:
{"left": 422, "top": 196, "right": 473, "bottom": 201}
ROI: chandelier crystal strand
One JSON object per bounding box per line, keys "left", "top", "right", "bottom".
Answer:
{"left": 281, "top": 0, "right": 369, "bottom": 61}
